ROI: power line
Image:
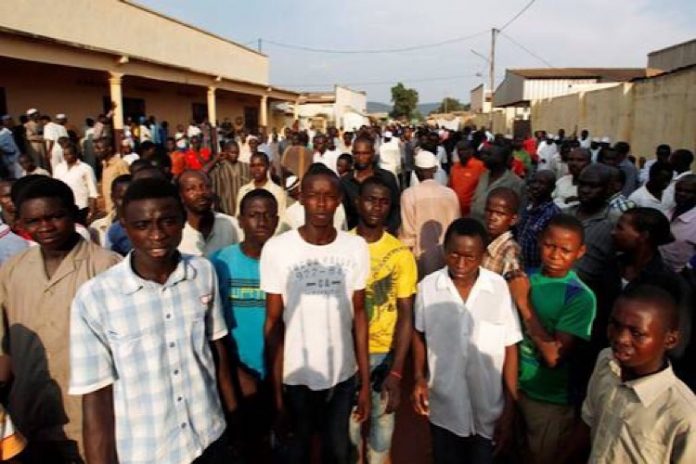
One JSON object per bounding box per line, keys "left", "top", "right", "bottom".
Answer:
{"left": 261, "top": 30, "right": 489, "bottom": 54}
{"left": 498, "top": 0, "right": 537, "bottom": 31}
{"left": 277, "top": 73, "right": 496, "bottom": 89}
{"left": 497, "top": 31, "right": 554, "bottom": 67}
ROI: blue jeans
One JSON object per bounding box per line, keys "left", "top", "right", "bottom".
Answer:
{"left": 430, "top": 424, "right": 493, "bottom": 464}
{"left": 349, "top": 353, "right": 395, "bottom": 464}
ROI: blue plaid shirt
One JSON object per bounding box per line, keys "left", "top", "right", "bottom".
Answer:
{"left": 516, "top": 200, "right": 561, "bottom": 269}
{"left": 69, "top": 254, "right": 227, "bottom": 464}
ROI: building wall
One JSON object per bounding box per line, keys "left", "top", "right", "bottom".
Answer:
{"left": 531, "top": 67, "right": 696, "bottom": 159}
{"left": 648, "top": 39, "right": 696, "bottom": 75}
{"left": 0, "top": 0, "right": 268, "bottom": 85}
{"left": 334, "top": 86, "right": 367, "bottom": 128}
{"left": 493, "top": 71, "right": 525, "bottom": 107}
{"left": 523, "top": 78, "right": 597, "bottom": 101}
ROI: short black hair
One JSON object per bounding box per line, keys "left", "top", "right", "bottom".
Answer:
{"left": 616, "top": 284, "right": 679, "bottom": 331}
{"left": 130, "top": 158, "right": 153, "bottom": 175}
{"left": 239, "top": 189, "right": 278, "bottom": 215}
{"left": 111, "top": 174, "right": 132, "bottom": 193}
{"left": 622, "top": 207, "right": 674, "bottom": 247}
{"left": 121, "top": 178, "right": 184, "bottom": 216}
{"left": 671, "top": 149, "right": 694, "bottom": 170}
{"left": 338, "top": 153, "right": 353, "bottom": 165}
{"left": 486, "top": 187, "right": 520, "bottom": 212}
{"left": 223, "top": 139, "right": 239, "bottom": 150}
{"left": 301, "top": 163, "right": 340, "bottom": 191}
{"left": 542, "top": 214, "right": 585, "bottom": 244}
{"left": 14, "top": 177, "right": 76, "bottom": 213}
{"left": 358, "top": 175, "right": 392, "bottom": 197}
{"left": 443, "top": 218, "right": 489, "bottom": 249}
{"left": 140, "top": 140, "right": 155, "bottom": 152}
{"left": 648, "top": 161, "right": 673, "bottom": 181}
{"left": 614, "top": 141, "right": 630, "bottom": 156}
{"left": 352, "top": 135, "right": 375, "bottom": 150}
{"left": 250, "top": 151, "right": 269, "bottom": 166}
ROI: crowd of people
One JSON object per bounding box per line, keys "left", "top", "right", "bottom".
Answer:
{"left": 0, "top": 105, "right": 695, "bottom": 464}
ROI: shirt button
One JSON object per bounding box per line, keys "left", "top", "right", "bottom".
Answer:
{"left": 181, "top": 423, "right": 187, "bottom": 429}
{"left": 169, "top": 342, "right": 175, "bottom": 348}
{"left": 177, "top": 396, "right": 183, "bottom": 402}
{"left": 174, "top": 369, "right": 179, "bottom": 375}
{"left": 166, "top": 314, "right": 172, "bottom": 319}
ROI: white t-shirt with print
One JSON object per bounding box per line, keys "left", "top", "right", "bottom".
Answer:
{"left": 260, "top": 229, "right": 370, "bottom": 390}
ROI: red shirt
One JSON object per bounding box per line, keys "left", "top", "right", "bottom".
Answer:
{"left": 170, "top": 151, "right": 187, "bottom": 176}
{"left": 449, "top": 157, "right": 486, "bottom": 216}
{"left": 523, "top": 137, "right": 537, "bottom": 157}
{"left": 184, "top": 148, "right": 211, "bottom": 171}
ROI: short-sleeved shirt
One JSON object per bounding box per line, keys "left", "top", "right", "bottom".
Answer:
{"left": 69, "top": 254, "right": 227, "bottom": 464}
{"left": 260, "top": 229, "right": 370, "bottom": 390}
{"left": 351, "top": 231, "right": 417, "bottom": 354}
{"left": 481, "top": 231, "right": 523, "bottom": 278}
{"left": 582, "top": 348, "right": 696, "bottom": 463}
{"left": 0, "top": 224, "right": 29, "bottom": 265}
{"left": 211, "top": 244, "right": 266, "bottom": 378}
{"left": 415, "top": 267, "right": 522, "bottom": 438}
{"left": 53, "top": 161, "right": 99, "bottom": 210}
{"left": 178, "top": 213, "right": 241, "bottom": 258}
{"left": 660, "top": 206, "right": 696, "bottom": 272}
{"left": 101, "top": 155, "right": 130, "bottom": 213}
{"left": 470, "top": 170, "right": 525, "bottom": 224}
{"left": 516, "top": 200, "right": 561, "bottom": 270}
{"left": 0, "top": 239, "right": 120, "bottom": 445}
{"left": 567, "top": 204, "right": 617, "bottom": 283}
{"left": 519, "top": 269, "right": 596, "bottom": 404}
{"left": 449, "top": 158, "right": 486, "bottom": 217}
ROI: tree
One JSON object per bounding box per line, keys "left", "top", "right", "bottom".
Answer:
{"left": 435, "top": 97, "right": 466, "bottom": 114}
{"left": 390, "top": 82, "right": 419, "bottom": 120}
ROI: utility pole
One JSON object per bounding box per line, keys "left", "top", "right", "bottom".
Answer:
{"left": 489, "top": 28, "right": 497, "bottom": 128}
{"left": 258, "top": 38, "right": 263, "bottom": 53}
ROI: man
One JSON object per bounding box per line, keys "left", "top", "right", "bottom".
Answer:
{"left": 338, "top": 131, "right": 354, "bottom": 154}
{"left": 262, "top": 166, "right": 371, "bottom": 463}
{"left": 378, "top": 131, "right": 402, "bottom": 180}
{"left": 18, "top": 153, "right": 50, "bottom": 177}
{"left": 470, "top": 145, "right": 525, "bottom": 223}
{"left": 312, "top": 133, "right": 340, "bottom": 174}
{"left": 43, "top": 114, "right": 69, "bottom": 172}
{"left": 342, "top": 136, "right": 401, "bottom": 234}
{"left": 0, "top": 115, "right": 21, "bottom": 178}
{"left": 69, "top": 178, "right": 237, "bottom": 464}
{"left": 628, "top": 161, "right": 674, "bottom": 215}
{"left": 400, "top": 150, "right": 460, "bottom": 278}
{"left": 94, "top": 137, "right": 130, "bottom": 214}
{"left": 449, "top": 140, "right": 486, "bottom": 216}
{"left": 578, "top": 129, "right": 591, "bottom": 149}
{"left": 517, "top": 170, "right": 561, "bottom": 269}
{"left": 536, "top": 132, "right": 558, "bottom": 172}
{"left": 350, "top": 177, "right": 417, "bottom": 463}
{"left": 89, "top": 174, "right": 131, "bottom": 247}
{"left": 660, "top": 175, "right": 696, "bottom": 272}
{"left": 0, "top": 177, "right": 120, "bottom": 462}
{"left": 400, "top": 127, "right": 415, "bottom": 189}
{"left": 553, "top": 147, "right": 591, "bottom": 210}
{"left": 613, "top": 141, "right": 639, "bottom": 196}
{"left": 178, "top": 170, "right": 240, "bottom": 257}
{"left": 640, "top": 144, "right": 671, "bottom": 184}
{"left": 236, "top": 152, "right": 286, "bottom": 223}
{"left": 607, "top": 167, "right": 636, "bottom": 219}
{"left": 664, "top": 149, "right": 695, "bottom": 210}
{"left": 204, "top": 140, "right": 250, "bottom": 216}
{"left": 53, "top": 143, "right": 98, "bottom": 225}
{"left": 24, "top": 109, "right": 46, "bottom": 170}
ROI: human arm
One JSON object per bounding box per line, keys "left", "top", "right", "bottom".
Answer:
{"left": 381, "top": 295, "right": 413, "bottom": 413}
{"left": 411, "top": 330, "right": 429, "bottom": 415}
{"left": 86, "top": 166, "right": 100, "bottom": 219}
{"left": 352, "top": 289, "right": 371, "bottom": 422}
{"left": 83, "top": 386, "right": 117, "bottom": 464}
{"left": 212, "top": 339, "right": 237, "bottom": 413}
{"left": 264, "top": 293, "right": 287, "bottom": 428}
{"left": 494, "top": 344, "right": 518, "bottom": 456}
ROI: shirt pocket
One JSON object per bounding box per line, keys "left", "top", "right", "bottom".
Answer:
{"left": 472, "top": 320, "right": 507, "bottom": 371}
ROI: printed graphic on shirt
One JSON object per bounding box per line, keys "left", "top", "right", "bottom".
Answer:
{"left": 289, "top": 257, "right": 351, "bottom": 296}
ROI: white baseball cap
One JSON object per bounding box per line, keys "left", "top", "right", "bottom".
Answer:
{"left": 414, "top": 150, "right": 438, "bottom": 169}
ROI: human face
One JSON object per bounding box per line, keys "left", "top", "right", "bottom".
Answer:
{"left": 239, "top": 197, "right": 278, "bottom": 246}
{"left": 539, "top": 225, "right": 585, "bottom": 278}
{"left": 568, "top": 149, "right": 590, "bottom": 177}
{"left": 122, "top": 197, "right": 184, "bottom": 261}
{"left": 444, "top": 234, "right": 484, "bottom": 284}
{"left": 179, "top": 172, "right": 213, "bottom": 214}
{"left": 343, "top": 132, "right": 352, "bottom": 145}
{"left": 336, "top": 158, "right": 351, "bottom": 177}
{"left": 18, "top": 155, "right": 35, "bottom": 172}
{"left": 485, "top": 197, "right": 517, "bottom": 238}
{"left": 578, "top": 169, "right": 608, "bottom": 208}
{"left": 94, "top": 140, "right": 112, "bottom": 160}
{"left": 111, "top": 182, "right": 131, "bottom": 215}
{"left": 166, "top": 139, "right": 176, "bottom": 153}
{"left": 675, "top": 179, "right": 696, "bottom": 210}
{"left": 608, "top": 298, "right": 676, "bottom": 377}
{"left": 63, "top": 148, "right": 78, "bottom": 165}
{"left": 301, "top": 175, "right": 341, "bottom": 228}
{"left": 226, "top": 145, "right": 240, "bottom": 163}
{"left": 357, "top": 184, "right": 391, "bottom": 228}
{"left": 526, "top": 171, "right": 555, "bottom": 203}
{"left": 611, "top": 213, "right": 641, "bottom": 252}
{"left": 248, "top": 138, "right": 258, "bottom": 151}
{"left": 352, "top": 141, "right": 374, "bottom": 171}
{"left": 601, "top": 150, "right": 619, "bottom": 167}
{"left": 314, "top": 136, "right": 327, "bottom": 153}
{"left": 650, "top": 169, "right": 673, "bottom": 193}
{"left": 0, "top": 182, "right": 15, "bottom": 216}
{"left": 20, "top": 197, "right": 76, "bottom": 250}
{"left": 191, "top": 136, "right": 202, "bottom": 151}
{"left": 249, "top": 156, "right": 268, "bottom": 183}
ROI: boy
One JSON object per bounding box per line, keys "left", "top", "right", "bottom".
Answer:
{"left": 579, "top": 285, "right": 696, "bottom": 462}
{"left": 18, "top": 152, "right": 50, "bottom": 177}
{"left": 350, "top": 177, "right": 417, "bottom": 463}
{"left": 69, "top": 178, "right": 237, "bottom": 463}
{"left": 89, "top": 174, "right": 131, "bottom": 246}
{"left": 481, "top": 187, "right": 523, "bottom": 278}
{"left": 262, "top": 165, "right": 371, "bottom": 463}
{"left": 337, "top": 153, "right": 354, "bottom": 178}
{"left": 412, "top": 218, "right": 522, "bottom": 463}
{"left": 517, "top": 214, "right": 596, "bottom": 463}
{"left": 210, "top": 189, "right": 279, "bottom": 462}
{"left": 236, "top": 152, "right": 286, "bottom": 223}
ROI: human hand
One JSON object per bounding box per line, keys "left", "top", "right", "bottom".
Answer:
{"left": 352, "top": 384, "right": 371, "bottom": 423}
{"left": 381, "top": 373, "right": 401, "bottom": 414}
{"left": 411, "top": 378, "right": 430, "bottom": 416}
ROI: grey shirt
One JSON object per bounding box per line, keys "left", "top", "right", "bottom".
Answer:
{"left": 567, "top": 204, "right": 616, "bottom": 282}
{"left": 470, "top": 169, "right": 526, "bottom": 223}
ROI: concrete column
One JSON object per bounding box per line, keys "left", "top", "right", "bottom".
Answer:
{"left": 259, "top": 94, "right": 268, "bottom": 128}
{"left": 293, "top": 98, "right": 300, "bottom": 121}
{"left": 108, "top": 72, "right": 125, "bottom": 153}
{"left": 207, "top": 86, "right": 217, "bottom": 125}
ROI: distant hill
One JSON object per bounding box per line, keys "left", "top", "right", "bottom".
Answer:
{"left": 367, "top": 101, "right": 442, "bottom": 116}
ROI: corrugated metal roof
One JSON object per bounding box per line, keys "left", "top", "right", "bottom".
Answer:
{"left": 509, "top": 68, "right": 647, "bottom": 81}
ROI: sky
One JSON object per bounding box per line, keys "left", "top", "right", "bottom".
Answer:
{"left": 136, "top": 0, "right": 695, "bottom": 104}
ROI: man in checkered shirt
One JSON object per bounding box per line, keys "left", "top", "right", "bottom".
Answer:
{"left": 69, "top": 178, "right": 237, "bottom": 464}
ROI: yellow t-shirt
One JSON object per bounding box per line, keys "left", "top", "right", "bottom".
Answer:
{"left": 352, "top": 230, "right": 418, "bottom": 353}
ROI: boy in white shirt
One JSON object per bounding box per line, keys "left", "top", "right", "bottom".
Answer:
{"left": 412, "top": 218, "right": 522, "bottom": 463}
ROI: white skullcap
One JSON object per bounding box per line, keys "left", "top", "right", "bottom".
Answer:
{"left": 26, "top": 108, "right": 38, "bottom": 116}
{"left": 414, "top": 150, "right": 438, "bottom": 169}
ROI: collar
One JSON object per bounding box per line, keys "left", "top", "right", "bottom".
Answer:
{"left": 434, "top": 266, "right": 495, "bottom": 296}
{"left": 608, "top": 355, "right": 678, "bottom": 407}
{"left": 28, "top": 237, "right": 90, "bottom": 286}
{"left": 527, "top": 199, "right": 555, "bottom": 213}
{"left": 569, "top": 203, "right": 611, "bottom": 222}
{"left": 672, "top": 205, "right": 696, "bottom": 223}
{"left": 487, "top": 231, "right": 514, "bottom": 256}
{"left": 120, "top": 252, "right": 194, "bottom": 294}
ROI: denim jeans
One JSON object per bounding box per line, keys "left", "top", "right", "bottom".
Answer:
{"left": 349, "top": 353, "right": 395, "bottom": 464}
{"left": 283, "top": 375, "right": 357, "bottom": 464}
{"left": 430, "top": 423, "right": 493, "bottom": 464}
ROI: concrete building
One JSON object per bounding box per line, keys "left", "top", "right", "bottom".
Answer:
{"left": 648, "top": 38, "right": 696, "bottom": 76}
{"left": 0, "top": 0, "right": 298, "bottom": 145}
{"left": 284, "top": 85, "right": 369, "bottom": 132}
{"left": 470, "top": 84, "right": 492, "bottom": 114}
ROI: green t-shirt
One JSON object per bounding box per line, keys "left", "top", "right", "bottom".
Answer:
{"left": 519, "top": 269, "right": 596, "bottom": 404}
